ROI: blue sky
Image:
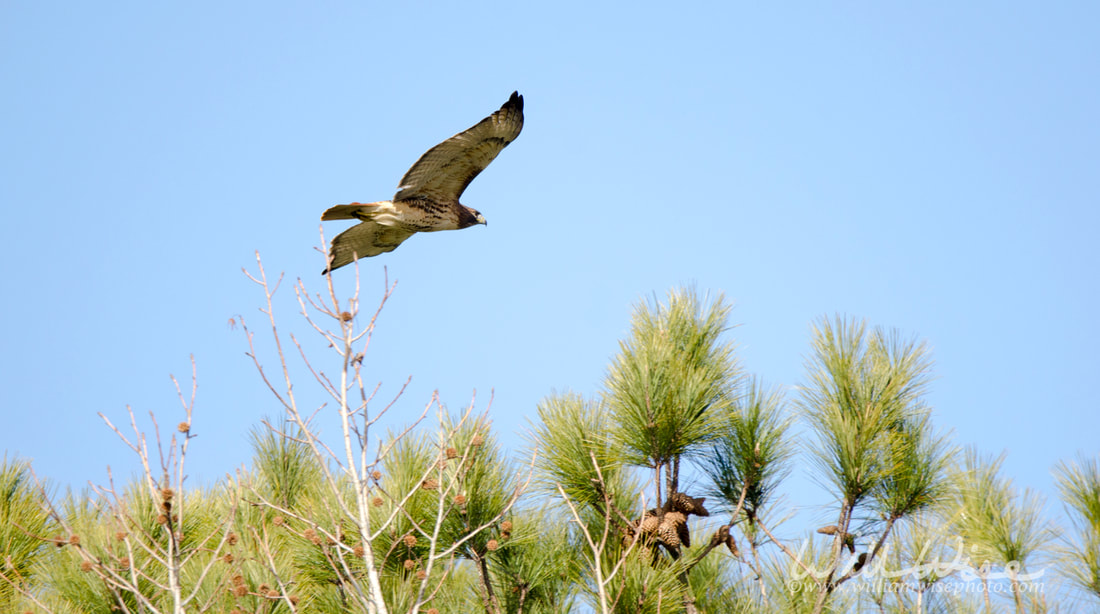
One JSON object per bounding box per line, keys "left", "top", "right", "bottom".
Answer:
{"left": 2, "top": 1, "right": 1097, "bottom": 532}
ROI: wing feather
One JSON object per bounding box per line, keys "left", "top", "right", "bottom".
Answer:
{"left": 324, "top": 222, "right": 416, "bottom": 273}
{"left": 393, "top": 91, "right": 523, "bottom": 203}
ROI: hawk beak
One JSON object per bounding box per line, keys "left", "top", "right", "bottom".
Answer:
{"left": 476, "top": 213, "right": 487, "bottom": 226}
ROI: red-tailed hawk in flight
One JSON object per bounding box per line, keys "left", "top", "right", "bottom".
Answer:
{"left": 321, "top": 91, "right": 524, "bottom": 273}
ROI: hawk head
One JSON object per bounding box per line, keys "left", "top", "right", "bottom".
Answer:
{"left": 459, "top": 206, "right": 487, "bottom": 228}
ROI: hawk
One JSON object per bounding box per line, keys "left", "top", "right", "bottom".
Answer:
{"left": 321, "top": 91, "right": 524, "bottom": 273}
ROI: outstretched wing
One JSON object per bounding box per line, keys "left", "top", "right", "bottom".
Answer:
{"left": 324, "top": 221, "right": 416, "bottom": 273}
{"left": 393, "top": 91, "right": 524, "bottom": 204}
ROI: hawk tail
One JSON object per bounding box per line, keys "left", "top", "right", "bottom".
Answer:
{"left": 320, "top": 201, "right": 390, "bottom": 221}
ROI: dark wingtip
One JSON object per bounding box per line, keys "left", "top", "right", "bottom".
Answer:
{"left": 505, "top": 90, "right": 523, "bottom": 112}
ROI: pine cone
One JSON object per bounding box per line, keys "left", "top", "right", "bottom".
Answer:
{"left": 657, "top": 511, "right": 688, "bottom": 549}
{"left": 709, "top": 525, "right": 730, "bottom": 547}
{"left": 639, "top": 512, "right": 660, "bottom": 535}
{"left": 636, "top": 509, "right": 691, "bottom": 550}
{"left": 666, "top": 492, "right": 710, "bottom": 517}
{"left": 709, "top": 525, "right": 739, "bottom": 556}
{"left": 726, "top": 534, "right": 739, "bottom": 557}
